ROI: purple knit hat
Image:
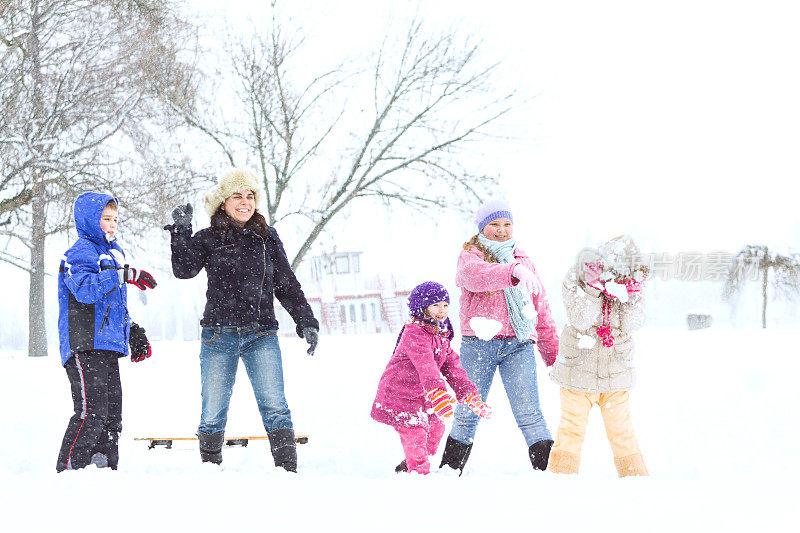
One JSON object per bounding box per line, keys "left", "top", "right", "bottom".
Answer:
{"left": 475, "top": 199, "right": 513, "bottom": 232}
{"left": 408, "top": 281, "right": 450, "bottom": 319}
{"left": 393, "top": 281, "right": 453, "bottom": 348}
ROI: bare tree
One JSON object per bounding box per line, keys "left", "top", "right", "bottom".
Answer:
{"left": 0, "top": 0, "right": 199, "bottom": 356}
{"left": 724, "top": 244, "right": 800, "bottom": 328}
{"left": 165, "top": 4, "right": 513, "bottom": 269}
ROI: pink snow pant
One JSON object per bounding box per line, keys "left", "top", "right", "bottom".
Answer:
{"left": 395, "top": 416, "right": 445, "bottom": 474}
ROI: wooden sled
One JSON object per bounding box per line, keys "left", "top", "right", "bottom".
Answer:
{"left": 135, "top": 435, "right": 309, "bottom": 449}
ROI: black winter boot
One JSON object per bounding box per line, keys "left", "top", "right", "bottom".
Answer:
{"left": 197, "top": 430, "right": 224, "bottom": 465}
{"left": 395, "top": 459, "right": 408, "bottom": 473}
{"left": 268, "top": 428, "right": 297, "bottom": 472}
{"left": 528, "top": 439, "right": 554, "bottom": 471}
{"left": 90, "top": 452, "right": 109, "bottom": 468}
{"left": 438, "top": 436, "right": 473, "bottom": 476}
{"left": 92, "top": 429, "right": 120, "bottom": 470}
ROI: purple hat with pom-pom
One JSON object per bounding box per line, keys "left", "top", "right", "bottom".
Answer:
{"left": 475, "top": 199, "right": 513, "bottom": 232}
{"left": 407, "top": 281, "right": 449, "bottom": 319}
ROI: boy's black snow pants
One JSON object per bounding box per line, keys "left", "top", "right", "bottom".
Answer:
{"left": 56, "top": 350, "right": 123, "bottom": 472}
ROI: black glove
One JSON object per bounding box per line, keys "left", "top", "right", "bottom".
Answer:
{"left": 129, "top": 322, "right": 151, "bottom": 362}
{"left": 302, "top": 327, "right": 318, "bottom": 356}
{"left": 118, "top": 265, "right": 157, "bottom": 290}
{"left": 163, "top": 203, "right": 193, "bottom": 233}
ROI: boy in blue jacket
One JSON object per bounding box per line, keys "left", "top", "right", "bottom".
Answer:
{"left": 56, "top": 192, "right": 157, "bottom": 472}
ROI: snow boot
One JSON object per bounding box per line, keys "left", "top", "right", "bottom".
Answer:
{"left": 90, "top": 452, "right": 108, "bottom": 468}
{"left": 614, "top": 453, "right": 648, "bottom": 477}
{"left": 268, "top": 428, "right": 297, "bottom": 472}
{"left": 528, "top": 439, "right": 554, "bottom": 471}
{"left": 395, "top": 459, "right": 408, "bottom": 473}
{"left": 548, "top": 448, "right": 580, "bottom": 475}
{"left": 92, "top": 429, "right": 120, "bottom": 470}
{"left": 438, "top": 435, "right": 472, "bottom": 476}
{"left": 197, "top": 430, "right": 224, "bottom": 465}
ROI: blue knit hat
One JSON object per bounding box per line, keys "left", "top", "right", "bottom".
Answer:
{"left": 475, "top": 199, "right": 513, "bottom": 232}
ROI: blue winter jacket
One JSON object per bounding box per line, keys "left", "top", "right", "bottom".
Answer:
{"left": 58, "top": 192, "right": 130, "bottom": 365}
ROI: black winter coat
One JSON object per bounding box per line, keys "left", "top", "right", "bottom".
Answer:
{"left": 169, "top": 224, "right": 318, "bottom": 336}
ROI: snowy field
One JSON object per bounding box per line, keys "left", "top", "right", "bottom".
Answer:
{"left": 1, "top": 326, "right": 798, "bottom": 531}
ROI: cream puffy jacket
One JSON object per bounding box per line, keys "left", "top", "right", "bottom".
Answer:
{"left": 549, "top": 266, "right": 645, "bottom": 393}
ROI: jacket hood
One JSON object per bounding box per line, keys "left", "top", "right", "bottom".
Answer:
{"left": 74, "top": 192, "right": 118, "bottom": 242}
{"left": 598, "top": 235, "right": 641, "bottom": 277}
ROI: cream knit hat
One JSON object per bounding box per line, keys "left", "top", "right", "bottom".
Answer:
{"left": 598, "top": 235, "right": 641, "bottom": 277}
{"left": 204, "top": 168, "right": 266, "bottom": 218}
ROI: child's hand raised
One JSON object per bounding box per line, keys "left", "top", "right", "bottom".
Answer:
{"left": 465, "top": 393, "right": 493, "bottom": 419}
{"left": 512, "top": 264, "right": 540, "bottom": 295}
{"left": 425, "top": 388, "right": 456, "bottom": 420}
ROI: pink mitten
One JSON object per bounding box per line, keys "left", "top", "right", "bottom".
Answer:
{"left": 512, "top": 264, "right": 539, "bottom": 294}
{"left": 624, "top": 278, "right": 645, "bottom": 295}
{"left": 583, "top": 259, "right": 604, "bottom": 292}
{"left": 465, "top": 393, "right": 492, "bottom": 419}
{"left": 425, "top": 388, "right": 456, "bottom": 419}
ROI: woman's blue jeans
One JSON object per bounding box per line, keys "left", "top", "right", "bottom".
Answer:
{"left": 198, "top": 326, "right": 292, "bottom": 434}
{"left": 450, "top": 336, "right": 551, "bottom": 447}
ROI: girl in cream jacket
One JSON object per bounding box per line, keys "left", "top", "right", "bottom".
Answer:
{"left": 548, "top": 235, "right": 649, "bottom": 477}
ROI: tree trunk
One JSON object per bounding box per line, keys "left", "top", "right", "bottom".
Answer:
{"left": 761, "top": 264, "right": 768, "bottom": 329}
{"left": 28, "top": 193, "right": 48, "bottom": 356}
{"left": 27, "top": 1, "right": 48, "bottom": 356}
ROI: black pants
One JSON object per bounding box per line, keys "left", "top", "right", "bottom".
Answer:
{"left": 56, "top": 350, "right": 123, "bottom": 472}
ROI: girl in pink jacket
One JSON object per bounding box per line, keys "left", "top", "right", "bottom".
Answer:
{"left": 371, "top": 282, "right": 492, "bottom": 475}
{"left": 441, "top": 200, "right": 560, "bottom": 475}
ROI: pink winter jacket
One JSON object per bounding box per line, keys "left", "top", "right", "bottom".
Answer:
{"left": 371, "top": 321, "right": 479, "bottom": 429}
{"left": 456, "top": 245, "right": 560, "bottom": 366}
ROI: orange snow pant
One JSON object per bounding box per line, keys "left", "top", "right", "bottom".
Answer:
{"left": 549, "top": 387, "right": 648, "bottom": 477}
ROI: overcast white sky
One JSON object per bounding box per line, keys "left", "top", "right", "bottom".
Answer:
{"left": 186, "top": 0, "right": 799, "bottom": 286}
{"left": 2, "top": 0, "right": 798, "bottom": 345}
{"left": 8, "top": 0, "right": 800, "bottom": 302}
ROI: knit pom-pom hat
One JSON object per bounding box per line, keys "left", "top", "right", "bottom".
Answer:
{"left": 397, "top": 281, "right": 453, "bottom": 344}
{"left": 474, "top": 199, "right": 513, "bottom": 232}
{"left": 204, "top": 168, "right": 266, "bottom": 218}
{"left": 598, "top": 235, "right": 641, "bottom": 277}
{"left": 408, "top": 281, "right": 450, "bottom": 319}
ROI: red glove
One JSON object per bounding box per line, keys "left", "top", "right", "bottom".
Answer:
{"left": 465, "top": 393, "right": 493, "bottom": 419}
{"left": 118, "top": 264, "right": 157, "bottom": 290}
{"left": 425, "top": 388, "right": 456, "bottom": 420}
{"left": 129, "top": 322, "right": 151, "bottom": 362}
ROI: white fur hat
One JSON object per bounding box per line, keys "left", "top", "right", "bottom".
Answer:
{"left": 204, "top": 168, "right": 266, "bottom": 218}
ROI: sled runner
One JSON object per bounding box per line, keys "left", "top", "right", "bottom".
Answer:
{"left": 135, "top": 435, "right": 309, "bottom": 449}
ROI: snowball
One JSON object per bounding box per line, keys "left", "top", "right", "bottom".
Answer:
{"left": 615, "top": 264, "right": 632, "bottom": 277}
{"left": 469, "top": 317, "right": 503, "bottom": 340}
{"left": 522, "top": 304, "right": 538, "bottom": 322}
{"left": 604, "top": 281, "right": 629, "bottom": 303}
{"left": 578, "top": 334, "right": 596, "bottom": 349}
{"left": 110, "top": 249, "right": 125, "bottom": 265}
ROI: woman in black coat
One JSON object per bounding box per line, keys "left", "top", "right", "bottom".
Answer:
{"left": 165, "top": 168, "right": 319, "bottom": 472}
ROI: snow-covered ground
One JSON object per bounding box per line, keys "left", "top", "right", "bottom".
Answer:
{"left": 1, "top": 325, "right": 797, "bottom": 531}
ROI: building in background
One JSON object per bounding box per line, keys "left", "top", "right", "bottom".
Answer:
{"left": 273, "top": 251, "right": 411, "bottom": 336}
